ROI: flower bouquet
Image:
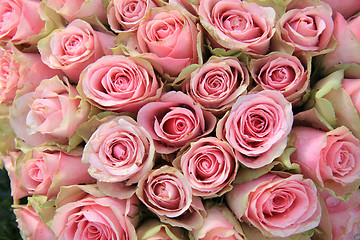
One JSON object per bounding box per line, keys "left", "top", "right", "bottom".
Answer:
{"left": 0, "top": 0, "right": 360, "bottom": 239}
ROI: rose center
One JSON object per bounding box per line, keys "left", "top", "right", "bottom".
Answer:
{"left": 112, "top": 143, "right": 128, "bottom": 160}
{"left": 290, "top": 16, "right": 317, "bottom": 37}
{"left": 195, "top": 154, "right": 219, "bottom": 179}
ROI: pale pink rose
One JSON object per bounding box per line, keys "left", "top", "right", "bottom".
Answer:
{"left": 182, "top": 56, "right": 250, "bottom": 115}
{"left": 0, "top": 46, "right": 21, "bottom": 104}
{"left": 217, "top": 90, "right": 293, "bottom": 168}
{"left": 18, "top": 146, "right": 94, "bottom": 199}
{"left": 320, "top": 13, "right": 360, "bottom": 78}
{"left": 0, "top": 44, "right": 64, "bottom": 104}
{"left": 276, "top": 0, "right": 334, "bottom": 54}
{"left": 14, "top": 205, "right": 56, "bottom": 240}
{"left": 9, "top": 76, "right": 91, "bottom": 147}
{"left": 291, "top": 126, "right": 360, "bottom": 197}
{"left": 46, "top": 0, "right": 106, "bottom": 24}
{"left": 226, "top": 173, "right": 321, "bottom": 238}
{"left": 321, "top": 0, "right": 360, "bottom": 19}
{"left": 1, "top": 152, "right": 28, "bottom": 204}
{"left": 173, "top": 137, "right": 238, "bottom": 197}
{"left": 136, "top": 166, "right": 205, "bottom": 230}
{"left": 107, "top": 0, "right": 158, "bottom": 32}
{"left": 192, "top": 205, "right": 245, "bottom": 240}
{"left": 137, "top": 91, "right": 217, "bottom": 154}
{"left": 38, "top": 19, "right": 116, "bottom": 83}
{"left": 0, "top": 0, "right": 45, "bottom": 44}
{"left": 136, "top": 219, "right": 184, "bottom": 240}
{"left": 82, "top": 116, "right": 155, "bottom": 197}
{"left": 198, "top": 0, "right": 276, "bottom": 55}
{"left": 78, "top": 55, "right": 163, "bottom": 113}
{"left": 320, "top": 189, "right": 360, "bottom": 240}
{"left": 52, "top": 185, "right": 139, "bottom": 240}
{"left": 342, "top": 78, "right": 360, "bottom": 114}
{"left": 249, "top": 52, "right": 310, "bottom": 105}
{"left": 136, "top": 5, "right": 199, "bottom": 77}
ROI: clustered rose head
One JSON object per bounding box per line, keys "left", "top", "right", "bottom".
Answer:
{"left": 217, "top": 90, "right": 293, "bottom": 168}
{"left": 78, "top": 55, "right": 163, "bottom": 113}
{"left": 138, "top": 91, "right": 217, "bottom": 154}
{"left": 226, "top": 173, "right": 321, "bottom": 238}
{"left": 181, "top": 56, "right": 250, "bottom": 115}
{"left": 82, "top": 116, "right": 155, "bottom": 197}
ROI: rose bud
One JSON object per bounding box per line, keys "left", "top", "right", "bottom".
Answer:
{"left": 17, "top": 146, "right": 95, "bottom": 199}
{"left": 38, "top": 19, "right": 116, "bottom": 83}
{"left": 275, "top": 0, "right": 334, "bottom": 55}
{"left": 173, "top": 137, "right": 238, "bottom": 198}
{"left": 180, "top": 56, "right": 250, "bottom": 116}
{"left": 136, "top": 219, "right": 185, "bottom": 240}
{"left": 78, "top": 55, "right": 163, "bottom": 113}
{"left": 217, "top": 90, "right": 293, "bottom": 168}
{"left": 46, "top": 0, "right": 107, "bottom": 24}
{"left": 9, "top": 75, "right": 91, "bottom": 147}
{"left": 82, "top": 116, "right": 155, "bottom": 198}
{"left": 226, "top": 173, "right": 321, "bottom": 238}
{"left": 137, "top": 91, "right": 217, "bottom": 154}
{"left": 0, "top": 0, "right": 45, "bottom": 45}
{"left": 191, "top": 204, "right": 245, "bottom": 240}
{"left": 51, "top": 184, "right": 139, "bottom": 240}
{"left": 14, "top": 205, "right": 56, "bottom": 240}
{"left": 319, "top": 189, "right": 360, "bottom": 240}
{"left": 107, "top": 0, "right": 158, "bottom": 32}
{"left": 249, "top": 52, "right": 311, "bottom": 105}
{"left": 291, "top": 126, "right": 360, "bottom": 198}
{"left": 136, "top": 165, "right": 205, "bottom": 230}
{"left": 198, "top": 0, "right": 276, "bottom": 55}
{"left": 135, "top": 5, "right": 199, "bottom": 77}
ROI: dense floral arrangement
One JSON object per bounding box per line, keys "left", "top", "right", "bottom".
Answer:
{"left": 0, "top": 0, "right": 360, "bottom": 239}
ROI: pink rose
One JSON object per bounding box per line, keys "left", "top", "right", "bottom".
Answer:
{"left": 14, "top": 205, "right": 56, "bottom": 240}
{"left": 0, "top": 44, "right": 64, "bottom": 104}
{"left": 136, "top": 166, "right": 205, "bottom": 230}
{"left": 173, "top": 137, "right": 238, "bottom": 197}
{"left": 82, "top": 116, "right": 155, "bottom": 198}
{"left": 276, "top": 0, "right": 334, "bottom": 55}
{"left": 321, "top": 0, "right": 360, "bottom": 19}
{"left": 46, "top": 0, "right": 106, "bottom": 24}
{"left": 181, "top": 56, "right": 250, "bottom": 115}
{"left": 320, "top": 13, "right": 360, "bottom": 78}
{"left": 9, "top": 76, "right": 91, "bottom": 147}
{"left": 191, "top": 205, "right": 245, "bottom": 240}
{"left": 136, "top": 5, "right": 199, "bottom": 77}
{"left": 78, "top": 55, "right": 163, "bottom": 113}
{"left": 217, "top": 90, "right": 293, "bottom": 168}
{"left": 38, "top": 19, "right": 116, "bottom": 83}
{"left": 319, "top": 189, "right": 360, "bottom": 240}
{"left": 198, "top": 0, "right": 276, "bottom": 55}
{"left": 0, "top": 0, "right": 45, "bottom": 44}
{"left": 137, "top": 91, "right": 217, "bottom": 154}
{"left": 226, "top": 173, "right": 321, "bottom": 238}
{"left": 249, "top": 52, "right": 310, "bottom": 105}
{"left": 0, "top": 46, "right": 21, "bottom": 104}
{"left": 107, "top": 0, "right": 158, "bottom": 32}
{"left": 51, "top": 185, "right": 139, "bottom": 240}
{"left": 18, "top": 146, "right": 94, "bottom": 199}
{"left": 291, "top": 126, "right": 360, "bottom": 198}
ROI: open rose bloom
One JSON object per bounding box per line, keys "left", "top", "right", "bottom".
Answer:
{"left": 2, "top": 0, "right": 360, "bottom": 239}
